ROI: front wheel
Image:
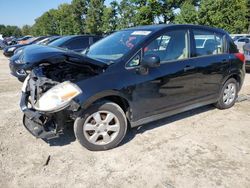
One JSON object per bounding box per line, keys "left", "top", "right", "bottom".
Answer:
{"left": 215, "top": 78, "right": 238, "bottom": 109}
{"left": 74, "top": 101, "right": 127, "bottom": 151}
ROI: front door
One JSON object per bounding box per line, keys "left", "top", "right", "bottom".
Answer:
{"left": 128, "top": 29, "right": 200, "bottom": 121}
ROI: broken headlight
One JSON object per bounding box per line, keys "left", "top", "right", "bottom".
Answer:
{"left": 34, "top": 81, "right": 82, "bottom": 112}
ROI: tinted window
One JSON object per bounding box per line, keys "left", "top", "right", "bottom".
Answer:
{"left": 194, "top": 30, "right": 224, "bottom": 56}
{"left": 66, "top": 37, "right": 89, "bottom": 50}
{"left": 93, "top": 36, "right": 102, "bottom": 43}
{"left": 228, "top": 37, "right": 238, "bottom": 53}
{"left": 48, "top": 36, "right": 73, "bottom": 47}
{"left": 143, "top": 30, "right": 188, "bottom": 63}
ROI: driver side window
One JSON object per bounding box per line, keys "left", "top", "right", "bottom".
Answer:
{"left": 143, "top": 30, "right": 189, "bottom": 64}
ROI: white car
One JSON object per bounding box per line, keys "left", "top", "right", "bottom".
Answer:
{"left": 234, "top": 37, "right": 250, "bottom": 53}
{"left": 243, "top": 44, "right": 250, "bottom": 70}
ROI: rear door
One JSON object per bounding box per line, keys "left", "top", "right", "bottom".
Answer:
{"left": 191, "top": 28, "right": 230, "bottom": 99}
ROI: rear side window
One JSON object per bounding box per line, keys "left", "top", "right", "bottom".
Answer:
{"left": 193, "top": 30, "right": 224, "bottom": 57}
{"left": 228, "top": 37, "right": 238, "bottom": 53}
{"left": 66, "top": 37, "right": 89, "bottom": 50}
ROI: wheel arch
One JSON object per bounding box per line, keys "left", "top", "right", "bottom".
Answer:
{"left": 223, "top": 73, "right": 242, "bottom": 88}
{"left": 80, "top": 90, "right": 131, "bottom": 119}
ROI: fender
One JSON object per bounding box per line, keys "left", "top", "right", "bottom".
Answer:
{"left": 79, "top": 90, "right": 131, "bottom": 111}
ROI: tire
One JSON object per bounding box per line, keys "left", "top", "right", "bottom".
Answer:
{"left": 215, "top": 78, "right": 239, "bottom": 109}
{"left": 18, "top": 77, "right": 25, "bottom": 82}
{"left": 74, "top": 101, "right": 127, "bottom": 151}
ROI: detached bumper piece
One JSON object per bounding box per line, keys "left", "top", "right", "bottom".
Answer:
{"left": 20, "top": 92, "right": 65, "bottom": 140}
{"left": 23, "top": 114, "right": 59, "bottom": 139}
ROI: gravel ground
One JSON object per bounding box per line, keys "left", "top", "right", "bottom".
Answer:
{"left": 0, "top": 51, "right": 250, "bottom": 188}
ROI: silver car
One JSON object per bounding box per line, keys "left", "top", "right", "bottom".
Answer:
{"left": 243, "top": 43, "right": 250, "bottom": 70}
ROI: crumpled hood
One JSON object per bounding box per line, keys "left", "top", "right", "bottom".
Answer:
{"left": 20, "top": 44, "right": 107, "bottom": 70}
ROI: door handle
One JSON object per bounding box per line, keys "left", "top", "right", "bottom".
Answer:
{"left": 184, "top": 65, "right": 195, "bottom": 72}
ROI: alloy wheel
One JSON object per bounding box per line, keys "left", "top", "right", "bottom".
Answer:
{"left": 83, "top": 111, "right": 120, "bottom": 145}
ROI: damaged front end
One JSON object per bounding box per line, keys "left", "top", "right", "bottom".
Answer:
{"left": 20, "top": 59, "right": 103, "bottom": 139}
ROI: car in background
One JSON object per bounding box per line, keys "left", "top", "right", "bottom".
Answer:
{"left": 231, "top": 34, "right": 250, "bottom": 41}
{"left": 0, "top": 39, "right": 6, "bottom": 49}
{"left": 47, "top": 35, "right": 102, "bottom": 52}
{"left": 9, "top": 35, "right": 102, "bottom": 81}
{"left": 3, "top": 36, "right": 48, "bottom": 57}
{"left": 19, "top": 24, "right": 245, "bottom": 151}
{"left": 234, "top": 37, "right": 250, "bottom": 53}
{"left": 17, "top": 36, "right": 33, "bottom": 44}
{"left": 243, "top": 43, "right": 250, "bottom": 70}
{"left": 36, "top": 36, "right": 61, "bottom": 45}
{"left": 3, "top": 36, "right": 17, "bottom": 45}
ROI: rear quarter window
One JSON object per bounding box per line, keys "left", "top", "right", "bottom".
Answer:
{"left": 228, "top": 37, "right": 238, "bottom": 53}
{"left": 193, "top": 29, "right": 225, "bottom": 57}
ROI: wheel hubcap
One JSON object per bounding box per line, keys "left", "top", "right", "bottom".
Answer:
{"left": 223, "top": 83, "right": 236, "bottom": 105}
{"left": 83, "top": 111, "right": 120, "bottom": 145}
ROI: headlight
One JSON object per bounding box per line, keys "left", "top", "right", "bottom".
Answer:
{"left": 7, "top": 47, "right": 16, "bottom": 52}
{"left": 34, "top": 81, "right": 82, "bottom": 112}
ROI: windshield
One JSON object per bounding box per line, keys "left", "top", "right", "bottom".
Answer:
{"left": 84, "top": 30, "right": 151, "bottom": 63}
{"left": 48, "top": 36, "right": 72, "bottom": 47}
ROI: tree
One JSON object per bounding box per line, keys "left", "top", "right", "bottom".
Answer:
{"left": 199, "top": 0, "right": 248, "bottom": 33}
{"left": 247, "top": 0, "right": 250, "bottom": 32}
{"left": 71, "top": 0, "right": 89, "bottom": 33}
{"left": 116, "top": 0, "right": 136, "bottom": 29}
{"left": 22, "top": 25, "right": 32, "bottom": 35}
{"left": 132, "top": 0, "right": 162, "bottom": 25}
{"left": 174, "top": 2, "right": 198, "bottom": 24}
{"left": 55, "top": 4, "right": 76, "bottom": 35}
{"left": 85, "top": 0, "right": 104, "bottom": 34}
{"left": 32, "top": 9, "right": 59, "bottom": 35}
{"left": 101, "top": 6, "right": 117, "bottom": 33}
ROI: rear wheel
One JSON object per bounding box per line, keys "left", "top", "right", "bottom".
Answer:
{"left": 74, "top": 101, "right": 127, "bottom": 151}
{"left": 215, "top": 78, "right": 238, "bottom": 109}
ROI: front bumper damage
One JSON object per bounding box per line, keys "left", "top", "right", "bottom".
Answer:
{"left": 20, "top": 70, "right": 80, "bottom": 140}
{"left": 20, "top": 92, "right": 65, "bottom": 139}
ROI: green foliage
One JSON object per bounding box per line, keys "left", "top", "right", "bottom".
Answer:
{"left": 116, "top": 0, "right": 136, "bottom": 29}
{"left": 85, "top": 0, "right": 105, "bottom": 34}
{"left": 174, "top": 2, "right": 199, "bottom": 24}
{"left": 0, "top": 25, "right": 22, "bottom": 37}
{"left": 199, "top": 0, "right": 248, "bottom": 33}
{"left": 21, "top": 25, "right": 32, "bottom": 36}
{"left": 101, "top": 6, "right": 117, "bottom": 33}
{"left": 1, "top": 0, "right": 250, "bottom": 37}
{"left": 71, "top": 0, "right": 89, "bottom": 33}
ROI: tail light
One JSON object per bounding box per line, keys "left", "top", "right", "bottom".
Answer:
{"left": 235, "top": 53, "right": 245, "bottom": 63}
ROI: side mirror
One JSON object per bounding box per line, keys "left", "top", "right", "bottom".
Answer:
{"left": 141, "top": 54, "right": 160, "bottom": 68}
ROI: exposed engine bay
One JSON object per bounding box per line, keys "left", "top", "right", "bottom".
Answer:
{"left": 21, "top": 60, "right": 104, "bottom": 139}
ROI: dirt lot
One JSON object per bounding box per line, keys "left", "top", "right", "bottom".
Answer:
{"left": 0, "top": 51, "right": 250, "bottom": 188}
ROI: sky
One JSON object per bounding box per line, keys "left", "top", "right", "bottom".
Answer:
{"left": 0, "top": 0, "right": 114, "bottom": 27}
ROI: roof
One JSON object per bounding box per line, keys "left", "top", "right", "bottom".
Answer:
{"left": 123, "top": 24, "right": 227, "bottom": 34}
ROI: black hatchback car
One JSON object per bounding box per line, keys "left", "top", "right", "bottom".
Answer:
{"left": 21, "top": 24, "right": 245, "bottom": 151}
